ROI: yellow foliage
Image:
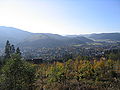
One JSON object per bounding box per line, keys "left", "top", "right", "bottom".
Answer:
{"left": 94, "top": 60, "right": 105, "bottom": 69}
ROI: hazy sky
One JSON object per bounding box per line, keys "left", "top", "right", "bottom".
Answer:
{"left": 0, "top": 0, "right": 120, "bottom": 35}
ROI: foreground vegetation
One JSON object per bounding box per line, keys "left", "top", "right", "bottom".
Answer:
{"left": 35, "top": 58, "right": 120, "bottom": 90}
{"left": 0, "top": 56, "right": 120, "bottom": 90}
{"left": 0, "top": 41, "right": 120, "bottom": 90}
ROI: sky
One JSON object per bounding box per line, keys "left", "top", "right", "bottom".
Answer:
{"left": 0, "top": 0, "right": 120, "bottom": 35}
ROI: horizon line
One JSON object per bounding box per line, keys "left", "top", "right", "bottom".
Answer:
{"left": 0, "top": 25, "right": 120, "bottom": 36}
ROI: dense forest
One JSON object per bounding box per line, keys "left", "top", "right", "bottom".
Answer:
{"left": 0, "top": 41, "right": 119, "bottom": 90}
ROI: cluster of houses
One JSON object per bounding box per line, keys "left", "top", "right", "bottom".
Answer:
{"left": 23, "top": 41, "right": 120, "bottom": 64}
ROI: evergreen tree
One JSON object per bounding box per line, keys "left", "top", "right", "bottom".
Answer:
{"left": 0, "top": 54, "right": 36, "bottom": 90}
{"left": 5, "top": 40, "right": 11, "bottom": 58}
{"left": 16, "top": 47, "right": 21, "bottom": 55}
{"left": 10, "top": 45, "right": 15, "bottom": 54}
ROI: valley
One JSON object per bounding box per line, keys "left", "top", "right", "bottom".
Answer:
{"left": 0, "top": 26, "right": 120, "bottom": 62}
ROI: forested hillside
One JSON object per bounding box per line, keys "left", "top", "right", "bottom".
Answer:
{"left": 0, "top": 26, "right": 93, "bottom": 48}
{"left": 89, "top": 33, "right": 120, "bottom": 41}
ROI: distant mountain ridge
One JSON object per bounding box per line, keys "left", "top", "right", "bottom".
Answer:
{"left": 0, "top": 26, "right": 93, "bottom": 48}
{"left": 18, "top": 33, "right": 93, "bottom": 48}
{"left": 0, "top": 26, "right": 120, "bottom": 49}
{"left": 89, "top": 33, "right": 120, "bottom": 41}
{"left": 0, "top": 26, "right": 32, "bottom": 47}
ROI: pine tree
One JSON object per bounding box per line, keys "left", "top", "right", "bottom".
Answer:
{"left": 5, "top": 40, "right": 11, "bottom": 58}
{"left": 1, "top": 54, "right": 36, "bottom": 90}
{"left": 10, "top": 45, "right": 15, "bottom": 54}
{"left": 16, "top": 47, "right": 21, "bottom": 55}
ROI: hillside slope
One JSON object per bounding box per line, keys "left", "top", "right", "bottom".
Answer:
{"left": 0, "top": 26, "right": 32, "bottom": 47}
{"left": 18, "top": 34, "right": 93, "bottom": 48}
{"left": 89, "top": 33, "right": 120, "bottom": 41}
{"left": 0, "top": 26, "right": 93, "bottom": 48}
